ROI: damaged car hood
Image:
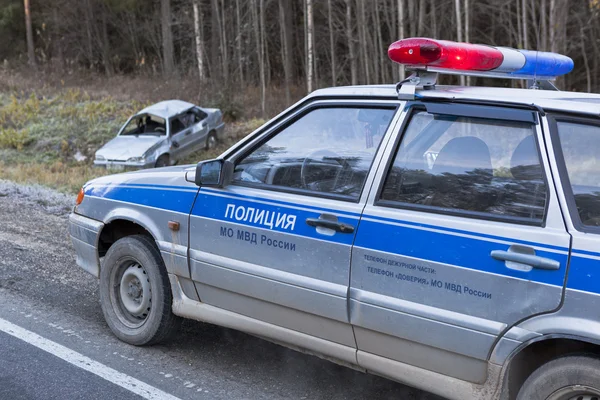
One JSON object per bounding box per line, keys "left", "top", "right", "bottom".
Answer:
{"left": 96, "top": 135, "right": 165, "bottom": 160}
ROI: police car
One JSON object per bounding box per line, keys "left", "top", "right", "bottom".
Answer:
{"left": 69, "top": 38, "right": 600, "bottom": 400}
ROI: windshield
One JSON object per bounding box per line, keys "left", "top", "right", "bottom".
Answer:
{"left": 119, "top": 114, "right": 167, "bottom": 137}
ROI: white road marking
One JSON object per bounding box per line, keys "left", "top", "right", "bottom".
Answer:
{"left": 0, "top": 317, "right": 182, "bottom": 400}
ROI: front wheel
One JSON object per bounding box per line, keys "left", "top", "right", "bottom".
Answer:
{"left": 155, "top": 154, "right": 170, "bottom": 168}
{"left": 517, "top": 355, "right": 600, "bottom": 400}
{"left": 99, "top": 235, "right": 180, "bottom": 345}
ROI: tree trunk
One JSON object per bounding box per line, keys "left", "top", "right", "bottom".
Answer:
{"left": 521, "top": 0, "right": 528, "bottom": 49}
{"left": 192, "top": 0, "right": 205, "bottom": 82}
{"left": 236, "top": 0, "right": 244, "bottom": 86}
{"left": 251, "top": 0, "right": 266, "bottom": 115}
{"left": 454, "top": 0, "right": 465, "bottom": 85}
{"left": 279, "top": 0, "right": 292, "bottom": 103}
{"left": 161, "top": 0, "right": 174, "bottom": 75}
{"left": 100, "top": 6, "right": 113, "bottom": 76}
{"left": 220, "top": 0, "right": 229, "bottom": 82}
{"left": 358, "top": 0, "right": 369, "bottom": 84}
{"left": 24, "top": 0, "right": 35, "bottom": 67}
{"left": 328, "top": 0, "right": 337, "bottom": 86}
{"left": 345, "top": 0, "right": 357, "bottom": 85}
{"left": 306, "top": 0, "right": 314, "bottom": 92}
{"left": 398, "top": 0, "right": 405, "bottom": 80}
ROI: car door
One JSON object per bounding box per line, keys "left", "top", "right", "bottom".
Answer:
{"left": 188, "top": 100, "right": 400, "bottom": 349}
{"left": 350, "top": 103, "right": 570, "bottom": 384}
{"left": 547, "top": 116, "right": 600, "bottom": 329}
{"left": 189, "top": 107, "right": 209, "bottom": 149}
{"left": 169, "top": 113, "right": 194, "bottom": 159}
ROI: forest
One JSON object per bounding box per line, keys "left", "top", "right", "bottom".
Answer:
{"left": 2, "top": 0, "right": 600, "bottom": 113}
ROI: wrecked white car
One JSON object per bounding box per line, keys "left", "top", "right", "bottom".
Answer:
{"left": 94, "top": 100, "right": 224, "bottom": 169}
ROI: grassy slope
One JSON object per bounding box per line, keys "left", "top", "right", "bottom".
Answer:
{"left": 0, "top": 89, "right": 265, "bottom": 193}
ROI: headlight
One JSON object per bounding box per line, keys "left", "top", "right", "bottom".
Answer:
{"left": 127, "top": 156, "right": 144, "bottom": 163}
{"left": 95, "top": 154, "right": 105, "bottom": 161}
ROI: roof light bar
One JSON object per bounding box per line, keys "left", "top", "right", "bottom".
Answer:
{"left": 388, "top": 38, "right": 574, "bottom": 80}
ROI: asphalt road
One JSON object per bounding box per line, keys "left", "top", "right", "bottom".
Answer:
{"left": 0, "top": 180, "right": 444, "bottom": 400}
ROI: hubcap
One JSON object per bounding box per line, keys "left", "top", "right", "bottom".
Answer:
{"left": 118, "top": 263, "right": 151, "bottom": 319}
{"left": 547, "top": 385, "right": 600, "bottom": 400}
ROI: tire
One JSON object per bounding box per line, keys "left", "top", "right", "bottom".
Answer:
{"left": 99, "top": 235, "right": 180, "bottom": 346}
{"left": 517, "top": 355, "right": 600, "bottom": 400}
{"left": 155, "top": 154, "right": 170, "bottom": 168}
{"left": 205, "top": 131, "right": 217, "bottom": 150}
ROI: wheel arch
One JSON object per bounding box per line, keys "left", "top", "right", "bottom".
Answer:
{"left": 501, "top": 334, "right": 600, "bottom": 400}
{"left": 98, "top": 211, "right": 161, "bottom": 258}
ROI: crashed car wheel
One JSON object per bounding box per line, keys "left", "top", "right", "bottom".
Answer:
{"left": 205, "top": 131, "right": 217, "bottom": 150}
{"left": 99, "top": 235, "right": 180, "bottom": 346}
{"left": 155, "top": 154, "right": 170, "bottom": 168}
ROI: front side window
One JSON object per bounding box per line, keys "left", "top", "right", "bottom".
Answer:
{"left": 233, "top": 106, "right": 396, "bottom": 200}
{"left": 120, "top": 114, "right": 166, "bottom": 136}
{"left": 380, "top": 110, "right": 547, "bottom": 224}
{"left": 556, "top": 121, "right": 600, "bottom": 227}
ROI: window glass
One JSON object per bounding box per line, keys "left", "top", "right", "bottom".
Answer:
{"left": 120, "top": 114, "right": 166, "bottom": 136}
{"left": 233, "top": 107, "right": 395, "bottom": 200}
{"left": 380, "top": 111, "right": 546, "bottom": 223}
{"left": 556, "top": 121, "right": 600, "bottom": 227}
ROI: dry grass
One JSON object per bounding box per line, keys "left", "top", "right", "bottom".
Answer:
{"left": 0, "top": 118, "right": 265, "bottom": 194}
{"left": 0, "top": 67, "right": 286, "bottom": 194}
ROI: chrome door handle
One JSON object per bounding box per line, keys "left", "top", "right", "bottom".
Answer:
{"left": 491, "top": 250, "right": 560, "bottom": 270}
{"left": 306, "top": 218, "right": 355, "bottom": 234}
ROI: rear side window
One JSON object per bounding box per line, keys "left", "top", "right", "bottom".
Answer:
{"left": 379, "top": 111, "right": 547, "bottom": 224}
{"left": 556, "top": 121, "right": 600, "bottom": 227}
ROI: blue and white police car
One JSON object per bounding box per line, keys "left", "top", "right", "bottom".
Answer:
{"left": 69, "top": 38, "right": 600, "bottom": 400}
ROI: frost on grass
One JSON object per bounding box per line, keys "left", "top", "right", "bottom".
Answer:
{"left": 0, "top": 179, "right": 73, "bottom": 215}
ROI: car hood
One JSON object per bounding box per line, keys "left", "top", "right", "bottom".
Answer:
{"left": 96, "top": 136, "right": 165, "bottom": 160}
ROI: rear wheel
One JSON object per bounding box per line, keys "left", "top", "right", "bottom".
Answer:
{"left": 517, "top": 355, "right": 600, "bottom": 400}
{"left": 99, "top": 235, "right": 180, "bottom": 345}
{"left": 155, "top": 154, "right": 170, "bottom": 168}
{"left": 205, "top": 131, "right": 217, "bottom": 150}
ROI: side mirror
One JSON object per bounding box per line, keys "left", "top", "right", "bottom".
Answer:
{"left": 194, "top": 159, "right": 233, "bottom": 187}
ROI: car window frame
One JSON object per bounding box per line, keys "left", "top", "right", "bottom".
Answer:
{"left": 547, "top": 113, "right": 600, "bottom": 234}
{"left": 169, "top": 109, "right": 195, "bottom": 138}
{"left": 226, "top": 100, "right": 400, "bottom": 204}
{"left": 373, "top": 102, "right": 551, "bottom": 227}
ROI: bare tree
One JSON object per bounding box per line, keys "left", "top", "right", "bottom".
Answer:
{"left": 24, "top": 0, "right": 36, "bottom": 67}
{"left": 306, "top": 0, "right": 314, "bottom": 92}
{"left": 161, "top": 0, "right": 174, "bottom": 75}
{"left": 192, "top": 0, "right": 205, "bottom": 82}
{"left": 328, "top": 0, "right": 337, "bottom": 86}
{"left": 345, "top": 0, "right": 357, "bottom": 85}
{"left": 279, "top": 0, "right": 293, "bottom": 103}
{"left": 398, "top": 0, "right": 405, "bottom": 80}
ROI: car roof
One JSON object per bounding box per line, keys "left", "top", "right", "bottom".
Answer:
{"left": 309, "top": 85, "right": 600, "bottom": 116}
{"left": 137, "top": 100, "right": 195, "bottom": 119}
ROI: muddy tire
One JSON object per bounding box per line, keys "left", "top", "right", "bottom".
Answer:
{"left": 517, "top": 355, "right": 600, "bottom": 400}
{"left": 99, "top": 235, "right": 180, "bottom": 346}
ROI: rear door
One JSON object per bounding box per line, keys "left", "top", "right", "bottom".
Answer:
{"left": 169, "top": 113, "right": 195, "bottom": 158}
{"left": 350, "top": 103, "right": 570, "bottom": 384}
{"left": 188, "top": 100, "right": 401, "bottom": 349}
{"left": 547, "top": 116, "right": 600, "bottom": 324}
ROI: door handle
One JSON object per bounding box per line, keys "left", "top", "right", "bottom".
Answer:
{"left": 306, "top": 218, "right": 355, "bottom": 234}
{"left": 185, "top": 130, "right": 191, "bottom": 136}
{"left": 491, "top": 250, "right": 560, "bottom": 270}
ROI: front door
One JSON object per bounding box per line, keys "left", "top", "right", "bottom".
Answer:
{"left": 350, "top": 103, "right": 570, "bottom": 383}
{"left": 188, "top": 101, "right": 399, "bottom": 348}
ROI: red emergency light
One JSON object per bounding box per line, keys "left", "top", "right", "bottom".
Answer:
{"left": 388, "top": 38, "right": 504, "bottom": 71}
